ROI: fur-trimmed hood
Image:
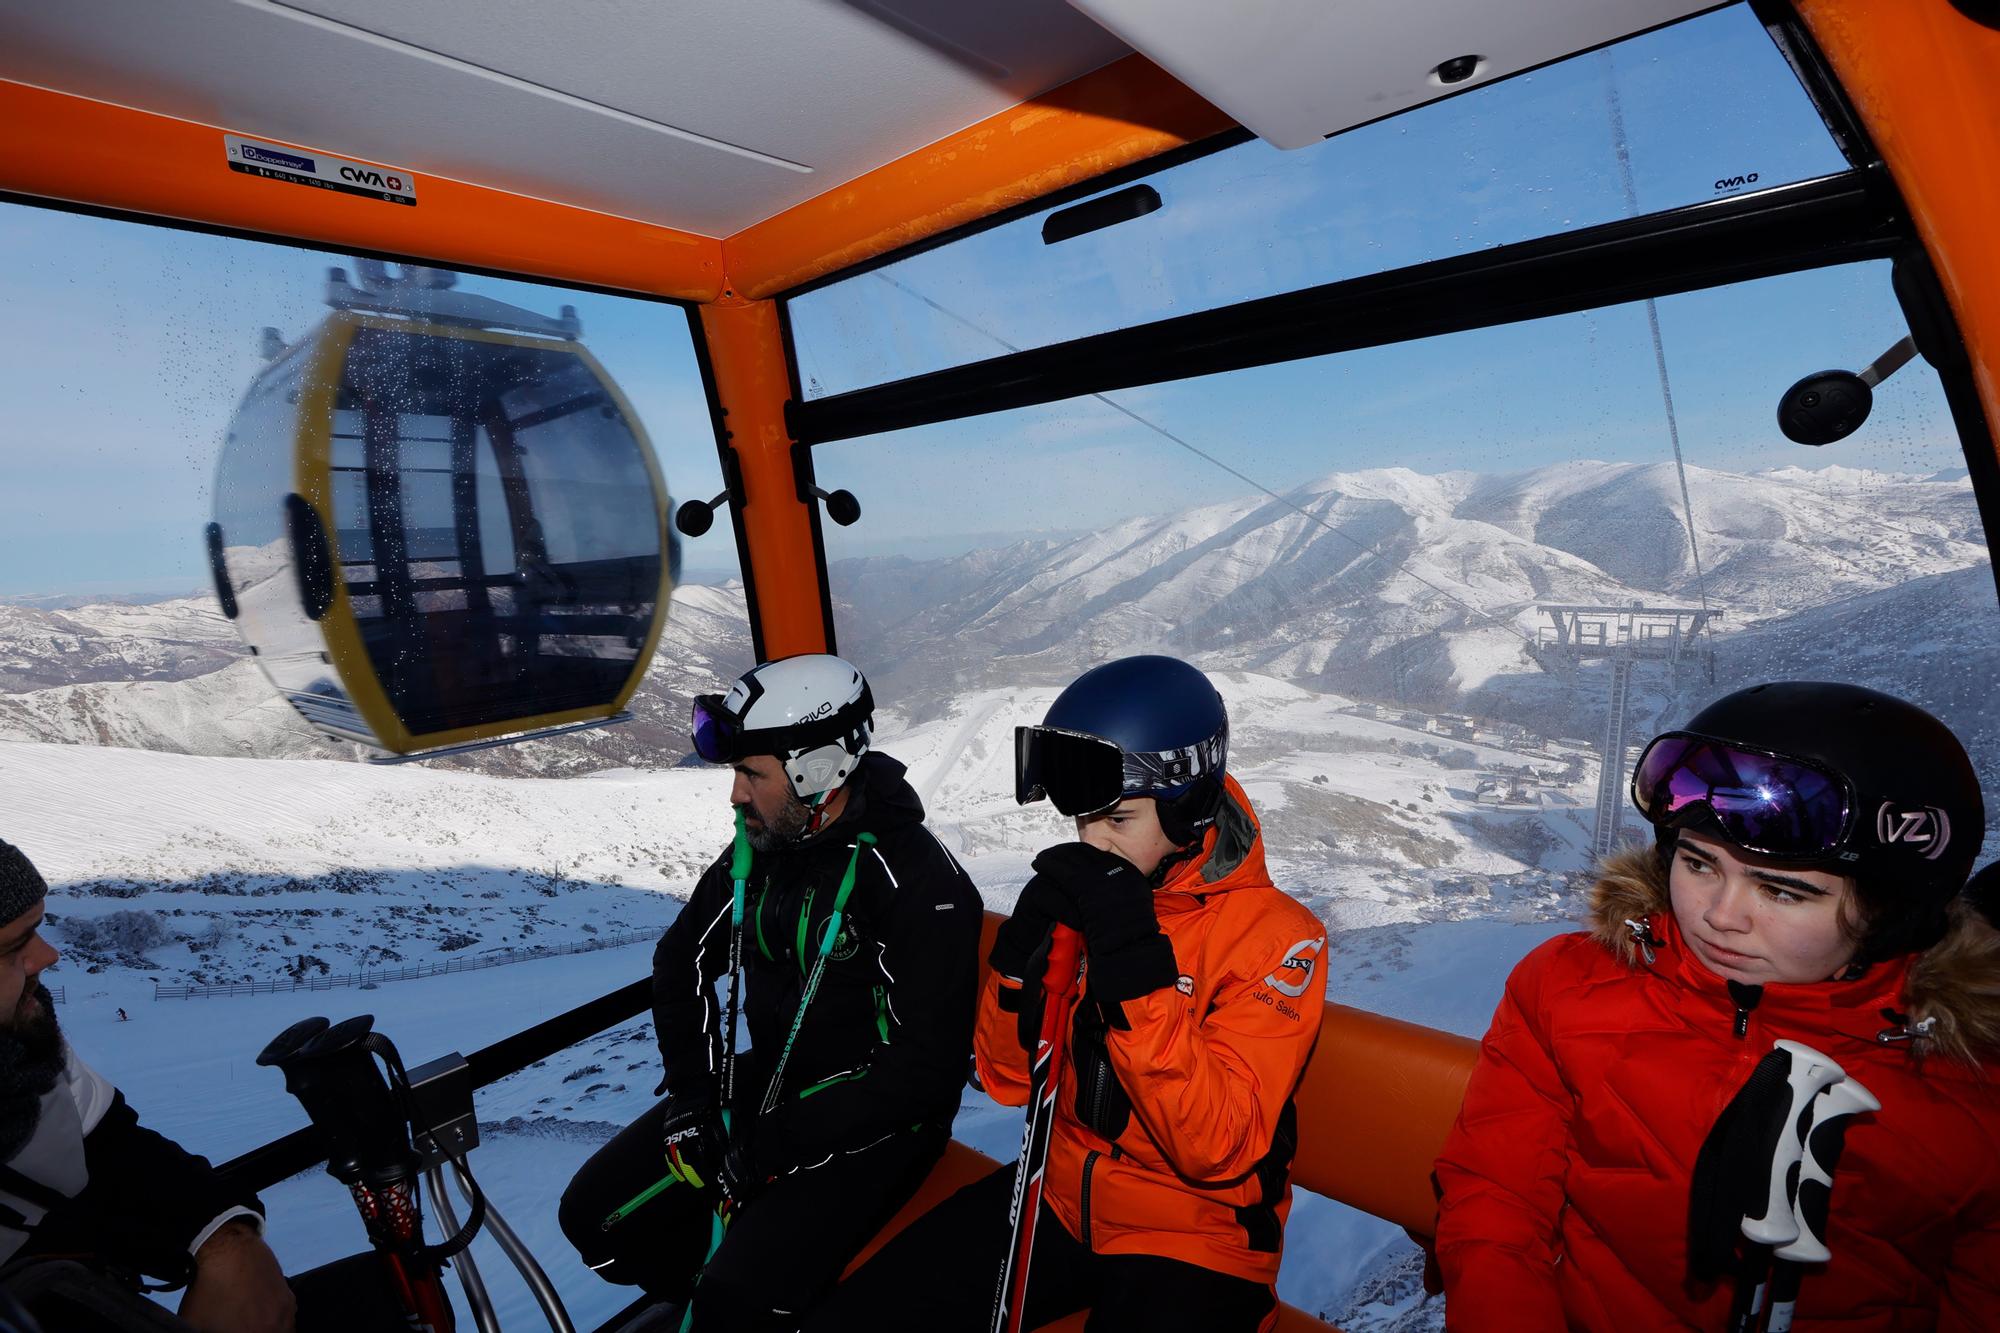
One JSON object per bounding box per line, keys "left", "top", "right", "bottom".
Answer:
{"left": 1586, "top": 846, "right": 2000, "bottom": 1065}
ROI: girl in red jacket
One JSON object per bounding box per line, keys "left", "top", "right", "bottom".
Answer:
{"left": 1435, "top": 681, "right": 2000, "bottom": 1331}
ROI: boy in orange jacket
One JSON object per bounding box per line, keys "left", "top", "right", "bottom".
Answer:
{"left": 808, "top": 656, "right": 1324, "bottom": 1332}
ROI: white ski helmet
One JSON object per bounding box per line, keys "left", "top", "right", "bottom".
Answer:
{"left": 691, "top": 654, "right": 874, "bottom": 799}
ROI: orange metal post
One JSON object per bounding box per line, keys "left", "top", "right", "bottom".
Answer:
{"left": 698, "top": 297, "right": 831, "bottom": 659}
{"left": 722, "top": 55, "right": 1233, "bottom": 301}
{"left": 0, "top": 81, "right": 723, "bottom": 302}
{"left": 1795, "top": 1, "right": 2000, "bottom": 445}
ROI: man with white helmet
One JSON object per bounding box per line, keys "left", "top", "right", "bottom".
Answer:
{"left": 558, "top": 654, "right": 983, "bottom": 1331}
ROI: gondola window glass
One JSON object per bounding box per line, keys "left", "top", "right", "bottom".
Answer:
{"left": 812, "top": 255, "right": 2000, "bottom": 1313}
{"left": 0, "top": 197, "right": 753, "bottom": 1332}
{"left": 787, "top": 2, "right": 1850, "bottom": 399}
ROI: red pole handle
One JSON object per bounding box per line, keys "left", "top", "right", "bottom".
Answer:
{"left": 1039, "top": 924, "right": 1085, "bottom": 1014}
{"left": 997, "top": 923, "right": 1086, "bottom": 1333}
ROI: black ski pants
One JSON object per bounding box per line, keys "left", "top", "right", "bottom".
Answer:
{"left": 802, "top": 1161, "right": 1277, "bottom": 1333}
{"left": 558, "top": 1098, "right": 948, "bottom": 1333}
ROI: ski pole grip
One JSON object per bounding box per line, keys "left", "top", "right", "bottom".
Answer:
{"left": 730, "top": 806, "right": 753, "bottom": 882}
{"left": 1774, "top": 1077, "right": 1879, "bottom": 1263}
{"left": 1742, "top": 1041, "right": 1846, "bottom": 1246}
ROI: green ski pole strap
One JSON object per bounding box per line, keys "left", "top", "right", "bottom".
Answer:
{"left": 821, "top": 831, "right": 874, "bottom": 951}
{"left": 757, "top": 832, "right": 877, "bottom": 1116}
{"left": 729, "top": 806, "right": 752, "bottom": 925}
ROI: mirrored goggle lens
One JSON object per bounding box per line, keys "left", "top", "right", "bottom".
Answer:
{"left": 1632, "top": 734, "right": 1850, "bottom": 858}
{"left": 690, "top": 696, "right": 737, "bottom": 764}
{"left": 1016, "top": 726, "right": 1126, "bottom": 817}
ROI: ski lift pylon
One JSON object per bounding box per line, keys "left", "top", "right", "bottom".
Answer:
{"left": 207, "top": 261, "right": 675, "bottom": 758}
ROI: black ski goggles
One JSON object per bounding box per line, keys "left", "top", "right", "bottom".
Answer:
{"left": 1631, "top": 732, "right": 1854, "bottom": 861}
{"left": 1016, "top": 726, "right": 1127, "bottom": 818}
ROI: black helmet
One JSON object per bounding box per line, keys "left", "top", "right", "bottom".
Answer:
{"left": 1632, "top": 681, "right": 1984, "bottom": 925}
{"left": 1015, "top": 655, "right": 1228, "bottom": 846}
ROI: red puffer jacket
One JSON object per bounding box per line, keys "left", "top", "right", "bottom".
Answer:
{"left": 1434, "top": 848, "right": 2000, "bottom": 1331}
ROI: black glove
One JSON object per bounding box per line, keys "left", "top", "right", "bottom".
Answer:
{"left": 662, "top": 1097, "right": 757, "bottom": 1202}
{"left": 1029, "top": 843, "right": 1178, "bottom": 1003}
{"left": 991, "top": 874, "right": 1081, "bottom": 979}
{"left": 991, "top": 875, "right": 1084, "bottom": 1054}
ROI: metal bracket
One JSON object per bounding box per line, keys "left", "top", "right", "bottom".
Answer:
{"left": 326, "top": 260, "right": 582, "bottom": 338}
{"left": 405, "top": 1051, "right": 479, "bottom": 1169}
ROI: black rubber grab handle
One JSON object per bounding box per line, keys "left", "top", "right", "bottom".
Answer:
{"left": 204, "top": 522, "right": 239, "bottom": 620}
{"left": 284, "top": 493, "right": 335, "bottom": 622}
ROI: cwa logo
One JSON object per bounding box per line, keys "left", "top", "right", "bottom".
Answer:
{"left": 339, "top": 165, "right": 403, "bottom": 191}
{"left": 1876, "top": 803, "right": 1951, "bottom": 860}
{"left": 1264, "top": 936, "right": 1325, "bottom": 999}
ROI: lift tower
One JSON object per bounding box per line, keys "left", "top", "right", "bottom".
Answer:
{"left": 1534, "top": 604, "right": 1717, "bottom": 861}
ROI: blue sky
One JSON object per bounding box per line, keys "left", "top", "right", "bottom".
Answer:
{"left": 0, "top": 2, "right": 1975, "bottom": 595}
{"left": 0, "top": 214, "right": 727, "bottom": 595}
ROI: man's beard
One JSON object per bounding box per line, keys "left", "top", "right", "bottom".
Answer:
{"left": 744, "top": 793, "right": 813, "bottom": 852}
{"left": 0, "top": 984, "right": 66, "bottom": 1163}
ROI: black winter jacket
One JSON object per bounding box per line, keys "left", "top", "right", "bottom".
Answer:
{"left": 5, "top": 1046, "right": 262, "bottom": 1284}
{"left": 653, "top": 753, "right": 983, "bottom": 1175}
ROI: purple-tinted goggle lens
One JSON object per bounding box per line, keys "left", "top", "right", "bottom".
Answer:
{"left": 691, "top": 695, "right": 736, "bottom": 764}
{"left": 1631, "top": 733, "right": 1852, "bottom": 859}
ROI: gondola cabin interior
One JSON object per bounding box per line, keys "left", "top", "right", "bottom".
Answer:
{"left": 3, "top": 0, "right": 1999, "bottom": 1328}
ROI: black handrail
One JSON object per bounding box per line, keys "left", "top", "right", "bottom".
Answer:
{"left": 217, "top": 976, "right": 651, "bottom": 1195}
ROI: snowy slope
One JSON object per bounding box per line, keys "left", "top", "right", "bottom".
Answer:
{"left": 1, "top": 740, "right": 733, "bottom": 985}
{"left": 0, "top": 582, "right": 753, "bottom": 775}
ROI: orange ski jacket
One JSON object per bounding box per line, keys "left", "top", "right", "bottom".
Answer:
{"left": 975, "top": 777, "right": 1327, "bottom": 1288}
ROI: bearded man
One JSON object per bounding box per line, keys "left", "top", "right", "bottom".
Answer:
{"left": 0, "top": 839, "right": 295, "bottom": 1333}
{"left": 558, "top": 655, "right": 983, "bottom": 1331}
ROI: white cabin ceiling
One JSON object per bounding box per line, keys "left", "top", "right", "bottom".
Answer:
{"left": 0, "top": 0, "right": 1131, "bottom": 237}
{"left": 2, "top": 0, "right": 1749, "bottom": 239}
{"left": 1068, "top": 0, "right": 1730, "bottom": 150}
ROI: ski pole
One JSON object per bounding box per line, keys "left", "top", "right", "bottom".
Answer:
{"left": 991, "top": 923, "right": 1086, "bottom": 1333}
{"left": 1726, "top": 1040, "right": 1846, "bottom": 1333}
{"left": 719, "top": 804, "right": 752, "bottom": 1118}
{"left": 1765, "top": 1076, "right": 1878, "bottom": 1332}
{"left": 600, "top": 1168, "right": 682, "bottom": 1231}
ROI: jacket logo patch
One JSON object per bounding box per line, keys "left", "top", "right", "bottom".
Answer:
{"left": 1175, "top": 974, "right": 1195, "bottom": 996}
{"left": 828, "top": 920, "right": 861, "bottom": 961}
{"left": 1264, "top": 936, "right": 1325, "bottom": 999}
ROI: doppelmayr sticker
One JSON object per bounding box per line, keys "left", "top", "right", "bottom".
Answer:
{"left": 224, "top": 134, "right": 416, "bottom": 206}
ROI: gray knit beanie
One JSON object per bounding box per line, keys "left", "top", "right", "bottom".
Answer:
{"left": 0, "top": 843, "right": 48, "bottom": 927}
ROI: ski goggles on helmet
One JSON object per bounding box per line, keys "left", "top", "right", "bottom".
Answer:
{"left": 1631, "top": 732, "right": 1854, "bottom": 861}
{"left": 690, "top": 687, "right": 874, "bottom": 766}
{"left": 1016, "top": 724, "right": 1226, "bottom": 818}
{"left": 690, "top": 694, "right": 743, "bottom": 763}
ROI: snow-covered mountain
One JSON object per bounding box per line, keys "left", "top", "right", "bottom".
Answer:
{"left": 0, "top": 598, "right": 241, "bottom": 691}
{"left": 3, "top": 461, "right": 1990, "bottom": 793}
{"left": 836, "top": 460, "right": 1990, "bottom": 740}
